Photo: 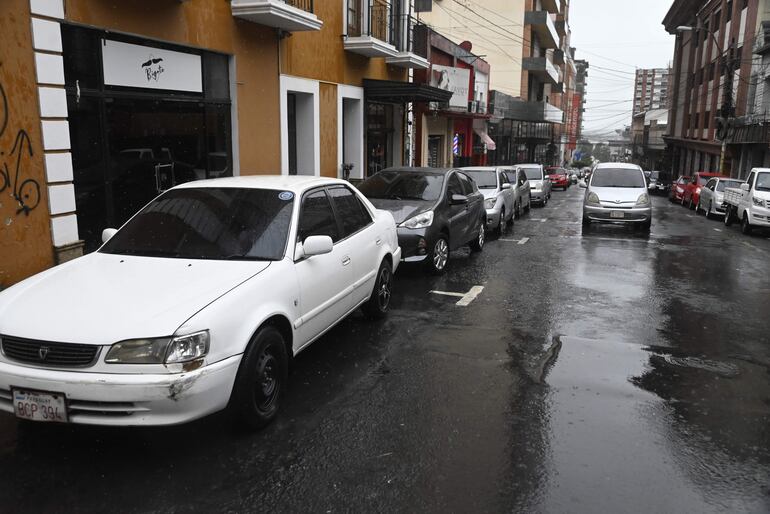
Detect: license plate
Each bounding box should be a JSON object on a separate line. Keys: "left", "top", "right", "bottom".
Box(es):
{"left": 610, "top": 211, "right": 625, "bottom": 219}
{"left": 12, "top": 388, "right": 68, "bottom": 423}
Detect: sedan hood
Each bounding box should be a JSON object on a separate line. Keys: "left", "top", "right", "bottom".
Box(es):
{"left": 367, "top": 198, "right": 435, "bottom": 224}
{"left": 479, "top": 189, "right": 499, "bottom": 200}
{"left": 591, "top": 186, "right": 646, "bottom": 204}
{"left": 0, "top": 253, "right": 270, "bottom": 345}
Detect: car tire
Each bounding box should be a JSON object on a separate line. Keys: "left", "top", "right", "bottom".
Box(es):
{"left": 724, "top": 206, "right": 734, "bottom": 226}
{"left": 741, "top": 213, "right": 753, "bottom": 235}
{"left": 688, "top": 197, "right": 695, "bottom": 210}
{"left": 706, "top": 202, "right": 715, "bottom": 220}
{"left": 230, "top": 325, "right": 289, "bottom": 430}
{"left": 525, "top": 196, "right": 532, "bottom": 212}
{"left": 514, "top": 202, "right": 521, "bottom": 220}
{"left": 362, "top": 260, "right": 393, "bottom": 320}
{"left": 426, "top": 235, "right": 449, "bottom": 275}
{"left": 470, "top": 221, "right": 485, "bottom": 252}
{"left": 582, "top": 215, "right": 590, "bottom": 226}
{"left": 497, "top": 209, "right": 507, "bottom": 235}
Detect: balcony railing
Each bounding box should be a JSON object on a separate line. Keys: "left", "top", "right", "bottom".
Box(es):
{"left": 283, "top": 0, "right": 313, "bottom": 12}
{"left": 231, "top": 0, "right": 321, "bottom": 31}
{"left": 347, "top": 1, "right": 427, "bottom": 61}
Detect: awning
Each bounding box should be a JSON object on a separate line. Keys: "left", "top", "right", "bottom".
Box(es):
{"left": 474, "top": 128, "right": 496, "bottom": 151}
{"left": 363, "top": 79, "right": 453, "bottom": 104}
{"left": 473, "top": 119, "right": 496, "bottom": 151}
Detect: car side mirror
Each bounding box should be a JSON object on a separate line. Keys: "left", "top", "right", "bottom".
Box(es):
{"left": 740, "top": 183, "right": 750, "bottom": 191}
{"left": 302, "top": 235, "right": 333, "bottom": 257}
{"left": 501, "top": 183, "right": 512, "bottom": 190}
{"left": 102, "top": 228, "right": 118, "bottom": 244}
{"left": 579, "top": 181, "right": 587, "bottom": 188}
{"left": 451, "top": 194, "right": 468, "bottom": 205}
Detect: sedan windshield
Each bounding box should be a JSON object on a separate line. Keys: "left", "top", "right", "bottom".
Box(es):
{"left": 463, "top": 171, "right": 498, "bottom": 189}
{"left": 717, "top": 180, "right": 743, "bottom": 192}
{"left": 100, "top": 188, "right": 294, "bottom": 260}
{"left": 756, "top": 173, "right": 770, "bottom": 191}
{"left": 358, "top": 171, "right": 445, "bottom": 201}
{"left": 649, "top": 171, "right": 660, "bottom": 180}
{"left": 591, "top": 168, "right": 645, "bottom": 188}
{"left": 521, "top": 167, "right": 543, "bottom": 180}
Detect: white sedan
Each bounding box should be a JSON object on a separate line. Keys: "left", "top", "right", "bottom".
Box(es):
{"left": 0, "top": 176, "right": 400, "bottom": 428}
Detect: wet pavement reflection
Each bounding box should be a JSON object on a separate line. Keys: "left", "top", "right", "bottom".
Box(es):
{"left": 1, "top": 188, "right": 769, "bottom": 513}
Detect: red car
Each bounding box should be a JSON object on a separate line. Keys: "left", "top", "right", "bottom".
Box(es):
{"left": 669, "top": 175, "right": 691, "bottom": 202}
{"left": 682, "top": 172, "right": 728, "bottom": 209}
{"left": 546, "top": 167, "right": 570, "bottom": 190}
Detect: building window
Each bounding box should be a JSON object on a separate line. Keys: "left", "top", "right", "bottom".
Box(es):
{"left": 726, "top": 1, "right": 733, "bottom": 22}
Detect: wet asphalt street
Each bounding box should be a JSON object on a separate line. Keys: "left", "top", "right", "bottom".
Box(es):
{"left": 1, "top": 186, "right": 770, "bottom": 513}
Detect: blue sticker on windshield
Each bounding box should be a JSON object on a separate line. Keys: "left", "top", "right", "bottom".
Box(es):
{"left": 279, "top": 191, "right": 294, "bottom": 201}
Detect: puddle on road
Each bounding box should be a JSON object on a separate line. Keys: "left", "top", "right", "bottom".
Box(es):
{"left": 529, "top": 335, "right": 770, "bottom": 514}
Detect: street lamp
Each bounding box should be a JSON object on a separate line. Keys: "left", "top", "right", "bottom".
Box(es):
{"left": 676, "top": 25, "right": 735, "bottom": 174}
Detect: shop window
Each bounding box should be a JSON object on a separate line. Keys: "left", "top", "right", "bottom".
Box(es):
{"left": 60, "top": 24, "right": 234, "bottom": 251}
{"left": 367, "top": 102, "right": 394, "bottom": 176}
{"left": 204, "top": 53, "right": 230, "bottom": 101}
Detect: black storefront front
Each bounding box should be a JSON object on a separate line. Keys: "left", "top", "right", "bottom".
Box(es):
{"left": 62, "top": 25, "right": 233, "bottom": 250}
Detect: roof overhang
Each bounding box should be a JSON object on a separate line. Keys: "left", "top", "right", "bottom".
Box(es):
{"left": 363, "top": 79, "right": 452, "bottom": 104}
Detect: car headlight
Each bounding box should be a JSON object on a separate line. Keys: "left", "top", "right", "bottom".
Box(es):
{"left": 484, "top": 198, "right": 497, "bottom": 209}
{"left": 587, "top": 192, "right": 600, "bottom": 205}
{"left": 752, "top": 196, "right": 765, "bottom": 207}
{"left": 695, "top": 187, "right": 702, "bottom": 195}
{"left": 105, "top": 331, "right": 209, "bottom": 364}
{"left": 399, "top": 210, "right": 434, "bottom": 229}
{"left": 636, "top": 193, "right": 650, "bottom": 206}
{"left": 165, "top": 331, "right": 210, "bottom": 363}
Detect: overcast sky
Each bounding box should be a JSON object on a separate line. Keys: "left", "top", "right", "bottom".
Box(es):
{"left": 570, "top": 0, "right": 675, "bottom": 138}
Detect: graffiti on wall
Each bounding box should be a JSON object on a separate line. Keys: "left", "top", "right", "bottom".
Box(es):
{"left": 0, "top": 78, "right": 40, "bottom": 217}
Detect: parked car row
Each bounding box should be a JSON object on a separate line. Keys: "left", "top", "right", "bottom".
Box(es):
{"left": 0, "top": 164, "right": 565, "bottom": 430}
{"left": 670, "top": 167, "right": 770, "bottom": 235}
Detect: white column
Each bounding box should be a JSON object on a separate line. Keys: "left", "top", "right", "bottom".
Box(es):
{"left": 30, "top": 0, "right": 82, "bottom": 258}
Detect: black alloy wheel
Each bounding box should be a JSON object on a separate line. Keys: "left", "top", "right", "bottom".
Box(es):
{"left": 363, "top": 260, "right": 393, "bottom": 319}
{"left": 230, "top": 326, "right": 288, "bottom": 430}
{"left": 498, "top": 209, "right": 507, "bottom": 235}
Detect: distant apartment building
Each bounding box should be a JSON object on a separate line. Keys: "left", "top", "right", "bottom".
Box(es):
{"left": 568, "top": 59, "right": 589, "bottom": 156}
{"left": 633, "top": 68, "right": 672, "bottom": 116}
{"left": 419, "top": 0, "right": 574, "bottom": 166}
{"left": 663, "top": 0, "right": 760, "bottom": 177}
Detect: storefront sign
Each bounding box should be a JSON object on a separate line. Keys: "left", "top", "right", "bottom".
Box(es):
{"left": 431, "top": 65, "right": 470, "bottom": 109}
{"left": 102, "top": 40, "right": 203, "bottom": 93}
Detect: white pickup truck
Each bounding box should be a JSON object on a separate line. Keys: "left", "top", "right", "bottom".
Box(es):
{"left": 723, "top": 168, "right": 770, "bottom": 234}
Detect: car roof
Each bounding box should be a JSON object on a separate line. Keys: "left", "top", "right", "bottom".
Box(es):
{"left": 516, "top": 163, "right": 542, "bottom": 167}
{"left": 594, "top": 162, "right": 642, "bottom": 170}
{"left": 378, "top": 167, "right": 450, "bottom": 175}
{"left": 173, "top": 175, "right": 350, "bottom": 193}
{"left": 461, "top": 167, "right": 499, "bottom": 172}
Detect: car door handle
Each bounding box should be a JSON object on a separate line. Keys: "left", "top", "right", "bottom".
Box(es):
{"left": 375, "top": 237, "right": 382, "bottom": 246}
{"left": 342, "top": 256, "right": 351, "bottom": 266}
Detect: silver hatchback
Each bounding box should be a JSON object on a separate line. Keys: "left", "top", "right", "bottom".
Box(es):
{"left": 581, "top": 163, "right": 652, "bottom": 231}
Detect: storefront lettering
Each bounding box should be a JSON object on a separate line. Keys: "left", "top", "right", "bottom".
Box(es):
{"left": 141, "top": 56, "right": 165, "bottom": 83}
{"left": 0, "top": 80, "right": 41, "bottom": 217}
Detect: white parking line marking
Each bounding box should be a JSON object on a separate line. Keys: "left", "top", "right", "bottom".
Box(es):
{"left": 499, "top": 237, "right": 530, "bottom": 245}
{"left": 430, "top": 285, "right": 485, "bottom": 306}
{"left": 713, "top": 228, "right": 722, "bottom": 232}
{"left": 430, "top": 291, "right": 465, "bottom": 298}
{"left": 528, "top": 218, "right": 548, "bottom": 223}
{"left": 456, "top": 286, "right": 484, "bottom": 306}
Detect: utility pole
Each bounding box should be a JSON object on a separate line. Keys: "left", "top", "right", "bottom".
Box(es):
{"left": 718, "top": 42, "right": 736, "bottom": 175}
